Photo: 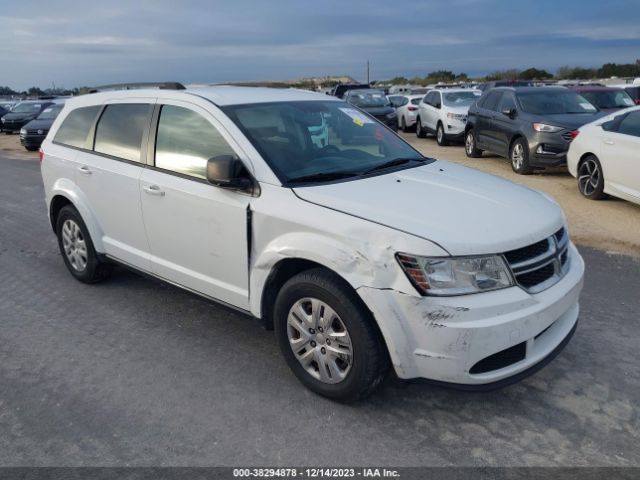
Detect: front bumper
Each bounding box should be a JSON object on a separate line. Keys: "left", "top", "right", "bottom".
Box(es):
{"left": 20, "top": 133, "right": 46, "bottom": 148}
{"left": 528, "top": 132, "right": 572, "bottom": 167}
{"left": 444, "top": 118, "right": 466, "bottom": 137}
{"left": 358, "top": 242, "right": 584, "bottom": 385}
{"left": 1, "top": 120, "right": 28, "bottom": 132}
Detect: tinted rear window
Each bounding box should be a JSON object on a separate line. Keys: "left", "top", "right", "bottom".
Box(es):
{"left": 53, "top": 106, "right": 101, "bottom": 148}
{"left": 94, "top": 104, "right": 150, "bottom": 162}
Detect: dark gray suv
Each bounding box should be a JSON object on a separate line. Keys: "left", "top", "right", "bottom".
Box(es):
{"left": 464, "top": 87, "right": 606, "bottom": 174}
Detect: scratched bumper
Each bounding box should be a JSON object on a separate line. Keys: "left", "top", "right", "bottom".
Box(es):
{"left": 358, "top": 242, "right": 584, "bottom": 384}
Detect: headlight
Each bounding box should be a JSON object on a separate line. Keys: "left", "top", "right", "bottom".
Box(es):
{"left": 532, "top": 123, "right": 563, "bottom": 133}
{"left": 386, "top": 111, "right": 397, "bottom": 119}
{"left": 397, "top": 253, "right": 514, "bottom": 296}
{"left": 20, "top": 128, "right": 27, "bottom": 135}
{"left": 446, "top": 112, "right": 466, "bottom": 121}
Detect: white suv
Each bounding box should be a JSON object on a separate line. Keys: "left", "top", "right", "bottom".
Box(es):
{"left": 416, "top": 88, "right": 481, "bottom": 145}
{"left": 41, "top": 84, "right": 584, "bottom": 401}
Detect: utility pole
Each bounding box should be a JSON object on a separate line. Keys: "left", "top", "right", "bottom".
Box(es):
{"left": 366, "top": 60, "right": 370, "bottom": 85}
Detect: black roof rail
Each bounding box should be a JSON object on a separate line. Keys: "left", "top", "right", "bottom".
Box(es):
{"left": 87, "top": 82, "right": 186, "bottom": 93}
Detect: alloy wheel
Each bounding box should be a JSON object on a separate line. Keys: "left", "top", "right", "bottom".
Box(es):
{"left": 465, "top": 132, "right": 475, "bottom": 155}
{"left": 512, "top": 143, "right": 524, "bottom": 170}
{"left": 61, "top": 219, "right": 88, "bottom": 271}
{"left": 437, "top": 125, "right": 444, "bottom": 143}
{"left": 578, "top": 158, "right": 601, "bottom": 196}
{"left": 287, "top": 297, "right": 353, "bottom": 384}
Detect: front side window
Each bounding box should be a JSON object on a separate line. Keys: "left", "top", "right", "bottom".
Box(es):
{"left": 53, "top": 105, "right": 101, "bottom": 148}
{"left": 94, "top": 104, "right": 151, "bottom": 162}
{"left": 498, "top": 94, "right": 516, "bottom": 113}
{"left": 481, "top": 91, "right": 502, "bottom": 111}
{"left": 617, "top": 111, "right": 640, "bottom": 137}
{"left": 155, "top": 105, "right": 237, "bottom": 179}
{"left": 224, "top": 100, "right": 427, "bottom": 184}
{"left": 442, "top": 91, "right": 480, "bottom": 107}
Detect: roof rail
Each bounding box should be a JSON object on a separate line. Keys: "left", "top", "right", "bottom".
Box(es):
{"left": 86, "top": 82, "right": 186, "bottom": 93}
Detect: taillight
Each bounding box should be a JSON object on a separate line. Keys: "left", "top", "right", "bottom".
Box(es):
{"left": 635, "top": 99, "right": 640, "bottom": 105}
{"left": 407, "top": 106, "right": 418, "bottom": 111}
{"left": 568, "top": 130, "right": 580, "bottom": 140}
{"left": 39, "top": 148, "right": 44, "bottom": 162}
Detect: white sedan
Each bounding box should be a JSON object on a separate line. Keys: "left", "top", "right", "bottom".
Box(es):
{"left": 568, "top": 106, "right": 640, "bottom": 205}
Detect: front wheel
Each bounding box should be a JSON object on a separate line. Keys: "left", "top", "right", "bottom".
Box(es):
{"left": 436, "top": 123, "right": 449, "bottom": 146}
{"left": 274, "top": 268, "right": 389, "bottom": 401}
{"left": 465, "top": 129, "right": 483, "bottom": 158}
{"left": 56, "top": 205, "right": 113, "bottom": 283}
{"left": 577, "top": 155, "right": 607, "bottom": 200}
{"left": 510, "top": 138, "right": 533, "bottom": 175}
{"left": 415, "top": 118, "right": 426, "bottom": 138}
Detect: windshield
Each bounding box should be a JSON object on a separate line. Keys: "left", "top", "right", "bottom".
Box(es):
{"left": 12, "top": 103, "right": 42, "bottom": 114}
{"left": 580, "top": 90, "right": 634, "bottom": 109}
{"left": 442, "top": 91, "right": 480, "bottom": 106}
{"left": 517, "top": 91, "right": 597, "bottom": 114}
{"left": 348, "top": 91, "right": 389, "bottom": 108}
{"left": 37, "top": 106, "right": 63, "bottom": 120}
{"left": 223, "top": 101, "right": 427, "bottom": 184}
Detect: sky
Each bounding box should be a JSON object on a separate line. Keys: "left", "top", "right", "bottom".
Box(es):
{"left": 1, "top": 0, "right": 640, "bottom": 90}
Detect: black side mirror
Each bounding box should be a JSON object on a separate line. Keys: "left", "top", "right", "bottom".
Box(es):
{"left": 502, "top": 108, "right": 516, "bottom": 119}
{"left": 206, "top": 155, "right": 253, "bottom": 190}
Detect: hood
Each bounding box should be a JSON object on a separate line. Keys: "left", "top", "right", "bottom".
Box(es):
{"left": 293, "top": 161, "right": 564, "bottom": 256}
{"left": 23, "top": 118, "right": 54, "bottom": 131}
{"left": 535, "top": 112, "right": 606, "bottom": 130}
{"left": 3, "top": 112, "right": 38, "bottom": 122}
{"left": 359, "top": 105, "right": 395, "bottom": 116}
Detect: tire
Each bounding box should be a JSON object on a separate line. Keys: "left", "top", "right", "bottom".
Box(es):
{"left": 25, "top": 146, "right": 39, "bottom": 152}
{"left": 55, "top": 205, "right": 113, "bottom": 283}
{"left": 401, "top": 116, "right": 411, "bottom": 133}
{"left": 577, "top": 155, "right": 607, "bottom": 200}
{"left": 510, "top": 138, "right": 533, "bottom": 175}
{"left": 464, "top": 129, "right": 483, "bottom": 158}
{"left": 415, "top": 118, "right": 426, "bottom": 138}
{"left": 436, "top": 122, "right": 449, "bottom": 146}
{"left": 274, "top": 268, "right": 389, "bottom": 402}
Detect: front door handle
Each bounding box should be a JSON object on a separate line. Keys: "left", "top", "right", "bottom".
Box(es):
{"left": 143, "top": 185, "right": 165, "bottom": 196}
{"left": 604, "top": 139, "right": 615, "bottom": 146}
{"left": 77, "top": 165, "right": 92, "bottom": 175}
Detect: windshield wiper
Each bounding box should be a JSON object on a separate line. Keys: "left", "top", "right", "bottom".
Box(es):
{"left": 287, "top": 171, "right": 359, "bottom": 184}
{"left": 359, "top": 157, "right": 425, "bottom": 175}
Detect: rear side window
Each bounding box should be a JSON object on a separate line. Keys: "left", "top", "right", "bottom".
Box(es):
{"left": 617, "top": 112, "right": 640, "bottom": 137}
{"left": 53, "top": 106, "right": 101, "bottom": 148}
{"left": 94, "top": 104, "right": 151, "bottom": 162}
{"left": 155, "top": 105, "right": 237, "bottom": 179}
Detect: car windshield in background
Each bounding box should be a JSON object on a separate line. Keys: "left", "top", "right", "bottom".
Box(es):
{"left": 348, "top": 92, "right": 389, "bottom": 108}
{"left": 517, "top": 91, "right": 597, "bottom": 114}
{"left": 443, "top": 91, "right": 480, "bottom": 106}
{"left": 580, "top": 90, "right": 635, "bottom": 109}
{"left": 12, "top": 103, "right": 42, "bottom": 114}
{"left": 410, "top": 98, "right": 421, "bottom": 105}
{"left": 37, "top": 106, "right": 63, "bottom": 120}
{"left": 223, "top": 101, "right": 427, "bottom": 184}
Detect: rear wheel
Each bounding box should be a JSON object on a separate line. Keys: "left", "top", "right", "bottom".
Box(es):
{"left": 274, "top": 268, "right": 388, "bottom": 401}
{"left": 510, "top": 138, "right": 533, "bottom": 175}
{"left": 401, "top": 116, "right": 409, "bottom": 133}
{"left": 465, "top": 129, "right": 483, "bottom": 158}
{"left": 415, "top": 118, "right": 426, "bottom": 138}
{"left": 577, "top": 155, "right": 606, "bottom": 200}
{"left": 55, "top": 205, "right": 113, "bottom": 283}
{"left": 436, "top": 122, "right": 449, "bottom": 146}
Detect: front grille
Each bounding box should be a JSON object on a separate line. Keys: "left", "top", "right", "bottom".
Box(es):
{"left": 504, "top": 227, "right": 570, "bottom": 294}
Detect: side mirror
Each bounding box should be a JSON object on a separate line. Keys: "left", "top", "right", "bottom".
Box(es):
{"left": 206, "top": 155, "right": 253, "bottom": 190}
{"left": 502, "top": 108, "right": 516, "bottom": 118}
{"left": 601, "top": 120, "right": 616, "bottom": 132}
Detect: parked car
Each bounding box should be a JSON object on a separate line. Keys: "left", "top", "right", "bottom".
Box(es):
{"left": 477, "top": 80, "right": 533, "bottom": 92}
{"left": 1, "top": 100, "right": 55, "bottom": 133}
{"left": 41, "top": 85, "right": 584, "bottom": 401}
{"left": 19, "top": 103, "right": 64, "bottom": 151}
{"left": 567, "top": 106, "right": 640, "bottom": 205}
{"left": 0, "top": 101, "right": 16, "bottom": 111}
{"left": 621, "top": 86, "right": 640, "bottom": 105}
{"left": 416, "top": 88, "right": 481, "bottom": 145}
{"left": 394, "top": 94, "right": 423, "bottom": 132}
{"left": 387, "top": 95, "right": 405, "bottom": 108}
{"left": 331, "top": 83, "right": 370, "bottom": 99}
{"left": 0, "top": 104, "right": 11, "bottom": 132}
{"left": 343, "top": 89, "right": 398, "bottom": 131}
{"left": 465, "top": 87, "right": 606, "bottom": 174}
{"left": 568, "top": 86, "right": 635, "bottom": 113}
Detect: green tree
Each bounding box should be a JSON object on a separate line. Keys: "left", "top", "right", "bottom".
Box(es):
{"left": 485, "top": 69, "right": 521, "bottom": 81}
{"left": 519, "top": 68, "right": 553, "bottom": 80}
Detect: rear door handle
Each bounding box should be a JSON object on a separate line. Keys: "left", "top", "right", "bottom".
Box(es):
{"left": 143, "top": 185, "right": 165, "bottom": 196}
{"left": 77, "top": 165, "right": 92, "bottom": 175}
{"left": 604, "top": 139, "right": 615, "bottom": 145}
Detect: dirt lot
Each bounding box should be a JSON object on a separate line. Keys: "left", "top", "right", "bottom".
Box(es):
{"left": 3, "top": 131, "right": 639, "bottom": 256}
